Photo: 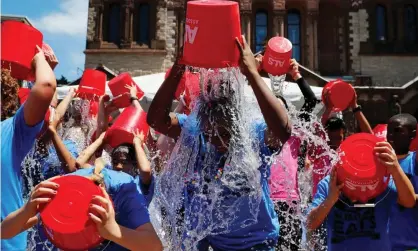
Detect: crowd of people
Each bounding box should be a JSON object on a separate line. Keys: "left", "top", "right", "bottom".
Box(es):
{"left": 0, "top": 35, "right": 417, "bottom": 251}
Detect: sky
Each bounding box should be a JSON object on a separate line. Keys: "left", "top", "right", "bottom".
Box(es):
{"left": 2, "top": 0, "right": 89, "bottom": 81}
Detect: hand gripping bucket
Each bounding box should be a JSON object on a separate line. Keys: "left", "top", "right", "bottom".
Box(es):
{"left": 337, "top": 133, "right": 389, "bottom": 203}
{"left": 105, "top": 105, "right": 150, "bottom": 148}
{"left": 77, "top": 69, "right": 106, "bottom": 101}
{"left": 1, "top": 21, "right": 43, "bottom": 80}
{"left": 373, "top": 124, "right": 388, "bottom": 141}
{"left": 182, "top": 0, "right": 242, "bottom": 68}
{"left": 262, "top": 37, "right": 292, "bottom": 76}
{"left": 42, "top": 42, "right": 58, "bottom": 70}
{"left": 40, "top": 175, "right": 107, "bottom": 251}
{"left": 322, "top": 79, "right": 355, "bottom": 112}
{"left": 108, "top": 73, "right": 145, "bottom": 108}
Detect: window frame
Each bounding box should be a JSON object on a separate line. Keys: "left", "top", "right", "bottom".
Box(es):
{"left": 133, "top": 2, "right": 152, "bottom": 47}
{"left": 404, "top": 4, "right": 418, "bottom": 43}
{"left": 254, "top": 9, "right": 269, "bottom": 54}
{"left": 375, "top": 4, "right": 388, "bottom": 42}
{"left": 286, "top": 9, "right": 301, "bottom": 62}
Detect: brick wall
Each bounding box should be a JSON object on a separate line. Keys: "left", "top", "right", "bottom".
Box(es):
{"left": 348, "top": 9, "right": 369, "bottom": 73}
{"left": 358, "top": 56, "right": 418, "bottom": 86}
{"left": 86, "top": 7, "right": 96, "bottom": 42}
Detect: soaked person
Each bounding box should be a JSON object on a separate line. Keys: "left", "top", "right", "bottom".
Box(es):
{"left": 387, "top": 114, "right": 418, "bottom": 251}
{"left": 1, "top": 47, "right": 57, "bottom": 251}
{"left": 148, "top": 36, "right": 291, "bottom": 250}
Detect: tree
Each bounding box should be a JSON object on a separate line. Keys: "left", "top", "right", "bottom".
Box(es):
{"left": 57, "top": 75, "right": 70, "bottom": 86}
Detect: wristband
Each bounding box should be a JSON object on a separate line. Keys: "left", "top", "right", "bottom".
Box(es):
{"left": 130, "top": 96, "right": 139, "bottom": 103}
{"left": 352, "top": 105, "right": 362, "bottom": 113}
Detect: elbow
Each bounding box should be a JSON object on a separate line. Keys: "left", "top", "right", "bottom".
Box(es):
{"left": 401, "top": 198, "right": 416, "bottom": 209}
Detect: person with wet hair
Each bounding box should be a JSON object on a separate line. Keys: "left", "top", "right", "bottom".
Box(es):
{"left": 148, "top": 36, "right": 291, "bottom": 250}
{"left": 386, "top": 113, "right": 418, "bottom": 250}
{"left": 1, "top": 46, "right": 57, "bottom": 251}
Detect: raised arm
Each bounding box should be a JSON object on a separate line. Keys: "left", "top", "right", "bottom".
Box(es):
{"left": 235, "top": 36, "right": 291, "bottom": 148}
{"left": 350, "top": 91, "right": 373, "bottom": 134}
{"left": 133, "top": 130, "right": 152, "bottom": 186}
{"left": 24, "top": 46, "right": 57, "bottom": 126}
{"left": 76, "top": 132, "right": 106, "bottom": 167}
{"left": 54, "top": 88, "right": 76, "bottom": 121}
{"left": 147, "top": 57, "right": 185, "bottom": 139}
{"left": 48, "top": 119, "right": 77, "bottom": 173}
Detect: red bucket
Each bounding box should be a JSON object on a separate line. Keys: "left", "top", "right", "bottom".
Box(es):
{"left": 165, "top": 67, "right": 186, "bottom": 100}
{"left": 77, "top": 69, "right": 106, "bottom": 100}
{"left": 40, "top": 175, "right": 106, "bottom": 251}
{"left": 262, "top": 37, "right": 292, "bottom": 76}
{"left": 1, "top": 21, "right": 43, "bottom": 80}
{"left": 410, "top": 125, "right": 418, "bottom": 151}
{"left": 182, "top": 0, "right": 242, "bottom": 68}
{"left": 18, "top": 87, "right": 31, "bottom": 104}
{"left": 373, "top": 124, "right": 388, "bottom": 141}
{"left": 105, "top": 105, "right": 150, "bottom": 148}
{"left": 108, "top": 73, "right": 144, "bottom": 108}
{"left": 322, "top": 80, "right": 355, "bottom": 112}
{"left": 337, "top": 133, "right": 389, "bottom": 203}
{"left": 183, "top": 72, "right": 200, "bottom": 110}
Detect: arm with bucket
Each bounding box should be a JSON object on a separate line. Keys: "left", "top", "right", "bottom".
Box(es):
{"left": 147, "top": 58, "right": 186, "bottom": 140}
{"left": 23, "top": 46, "right": 57, "bottom": 126}
{"left": 374, "top": 142, "right": 415, "bottom": 208}
{"left": 350, "top": 90, "right": 373, "bottom": 134}
{"left": 235, "top": 36, "right": 291, "bottom": 149}
{"left": 133, "top": 129, "right": 152, "bottom": 186}
{"left": 76, "top": 132, "right": 107, "bottom": 168}
{"left": 0, "top": 179, "right": 59, "bottom": 239}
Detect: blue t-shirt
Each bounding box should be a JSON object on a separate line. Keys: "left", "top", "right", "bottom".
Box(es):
{"left": 34, "top": 167, "right": 151, "bottom": 251}
{"left": 389, "top": 151, "right": 418, "bottom": 251}
{"left": 1, "top": 106, "right": 44, "bottom": 251}
{"left": 134, "top": 175, "right": 155, "bottom": 207}
{"left": 176, "top": 114, "right": 279, "bottom": 250}
{"left": 310, "top": 176, "right": 397, "bottom": 251}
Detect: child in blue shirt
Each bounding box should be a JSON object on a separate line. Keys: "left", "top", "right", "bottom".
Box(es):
{"left": 307, "top": 141, "right": 415, "bottom": 251}
{"left": 1, "top": 47, "right": 57, "bottom": 251}
{"left": 387, "top": 114, "right": 418, "bottom": 251}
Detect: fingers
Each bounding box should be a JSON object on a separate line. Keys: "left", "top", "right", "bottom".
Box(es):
{"left": 31, "top": 187, "right": 57, "bottom": 200}
{"left": 36, "top": 180, "right": 59, "bottom": 190}
{"left": 89, "top": 212, "right": 103, "bottom": 225}
{"left": 235, "top": 37, "right": 244, "bottom": 55}
{"left": 32, "top": 197, "right": 53, "bottom": 204}
{"left": 89, "top": 204, "right": 108, "bottom": 221}
{"left": 99, "top": 186, "right": 111, "bottom": 201}
{"left": 91, "top": 194, "right": 110, "bottom": 212}
{"left": 36, "top": 45, "right": 42, "bottom": 53}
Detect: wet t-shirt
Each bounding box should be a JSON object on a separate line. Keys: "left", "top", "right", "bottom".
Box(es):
{"left": 134, "top": 175, "right": 155, "bottom": 207}
{"left": 1, "top": 106, "right": 44, "bottom": 251}
{"left": 269, "top": 135, "right": 301, "bottom": 202}
{"left": 176, "top": 113, "right": 279, "bottom": 250}
{"left": 310, "top": 175, "right": 397, "bottom": 251}
{"left": 389, "top": 152, "right": 418, "bottom": 251}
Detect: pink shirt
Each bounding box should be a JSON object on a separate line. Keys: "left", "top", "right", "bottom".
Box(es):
{"left": 309, "top": 146, "right": 332, "bottom": 195}
{"left": 269, "top": 136, "right": 301, "bottom": 202}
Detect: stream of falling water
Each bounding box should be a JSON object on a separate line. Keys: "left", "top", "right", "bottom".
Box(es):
{"left": 21, "top": 69, "right": 339, "bottom": 251}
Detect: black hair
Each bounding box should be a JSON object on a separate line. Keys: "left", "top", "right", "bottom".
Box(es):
{"left": 325, "top": 117, "right": 346, "bottom": 132}
{"left": 389, "top": 114, "right": 417, "bottom": 131}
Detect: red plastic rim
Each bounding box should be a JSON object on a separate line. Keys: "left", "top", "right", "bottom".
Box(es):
{"left": 189, "top": 0, "right": 238, "bottom": 6}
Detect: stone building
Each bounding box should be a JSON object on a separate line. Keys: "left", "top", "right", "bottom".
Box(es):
{"left": 84, "top": 0, "right": 418, "bottom": 126}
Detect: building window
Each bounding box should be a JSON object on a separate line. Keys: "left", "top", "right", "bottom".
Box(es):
{"left": 287, "top": 10, "right": 301, "bottom": 61}
{"left": 255, "top": 10, "right": 268, "bottom": 53}
{"left": 405, "top": 5, "right": 417, "bottom": 42}
{"left": 136, "top": 3, "right": 150, "bottom": 46}
{"left": 108, "top": 3, "right": 121, "bottom": 44}
{"left": 376, "top": 5, "right": 387, "bottom": 41}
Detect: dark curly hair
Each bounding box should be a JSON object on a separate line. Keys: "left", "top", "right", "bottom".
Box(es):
{"left": 1, "top": 69, "right": 20, "bottom": 121}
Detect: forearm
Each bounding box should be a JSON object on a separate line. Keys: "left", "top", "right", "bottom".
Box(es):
{"left": 296, "top": 77, "right": 316, "bottom": 101}
{"left": 392, "top": 165, "right": 416, "bottom": 208}
{"left": 97, "top": 102, "right": 109, "bottom": 138}
{"left": 107, "top": 224, "right": 162, "bottom": 251}
{"left": 76, "top": 136, "right": 105, "bottom": 166}
{"left": 147, "top": 66, "right": 184, "bottom": 132}
{"left": 1, "top": 207, "right": 33, "bottom": 239}
{"left": 354, "top": 111, "right": 373, "bottom": 134}
{"left": 307, "top": 198, "right": 335, "bottom": 230}
{"left": 134, "top": 142, "right": 152, "bottom": 185}
{"left": 55, "top": 92, "right": 73, "bottom": 120}
{"left": 51, "top": 131, "right": 77, "bottom": 173}
{"left": 247, "top": 70, "right": 291, "bottom": 143}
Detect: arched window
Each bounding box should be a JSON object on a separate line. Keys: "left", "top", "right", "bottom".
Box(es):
{"left": 287, "top": 10, "right": 301, "bottom": 61}
{"left": 108, "top": 3, "right": 121, "bottom": 44}
{"left": 376, "top": 5, "right": 387, "bottom": 41}
{"left": 255, "top": 10, "right": 268, "bottom": 53}
{"left": 136, "top": 3, "right": 150, "bottom": 46}
{"left": 405, "top": 5, "right": 417, "bottom": 42}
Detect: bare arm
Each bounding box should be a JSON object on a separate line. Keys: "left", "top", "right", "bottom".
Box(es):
{"left": 54, "top": 88, "right": 75, "bottom": 121}
{"left": 49, "top": 128, "right": 77, "bottom": 173}
{"left": 107, "top": 223, "right": 163, "bottom": 251}
{"left": 147, "top": 60, "right": 185, "bottom": 139}
{"left": 76, "top": 132, "right": 106, "bottom": 167}
{"left": 133, "top": 131, "right": 152, "bottom": 186}
{"left": 350, "top": 92, "right": 372, "bottom": 134}
{"left": 24, "top": 46, "right": 57, "bottom": 126}
{"left": 236, "top": 37, "right": 291, "bottom": 148}
{"left": 0, "top": 206, "right": 35, "bottom": 239}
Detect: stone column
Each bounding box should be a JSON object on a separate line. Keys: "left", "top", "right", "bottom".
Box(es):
{"left": 121, "top": 1, "right": 134, "bottom": 48}
{"left": 273, "top": 10, "right": 286, "bottom": 36}
{"left": 93, "top": 5, "right": 104, "bottom": 43}
{"left": 309, "top": 10, "right": 319, "bottom": 71}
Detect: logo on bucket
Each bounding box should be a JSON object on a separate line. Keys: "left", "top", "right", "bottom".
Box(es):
{"left": 267, "top": 57, "right": 286, "bottom": 68}
{"left": 345, "top": 178, "right": 380, "bottom": 192}
{"left": 185, "top": 18, "right": 199, "bottom": 45}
